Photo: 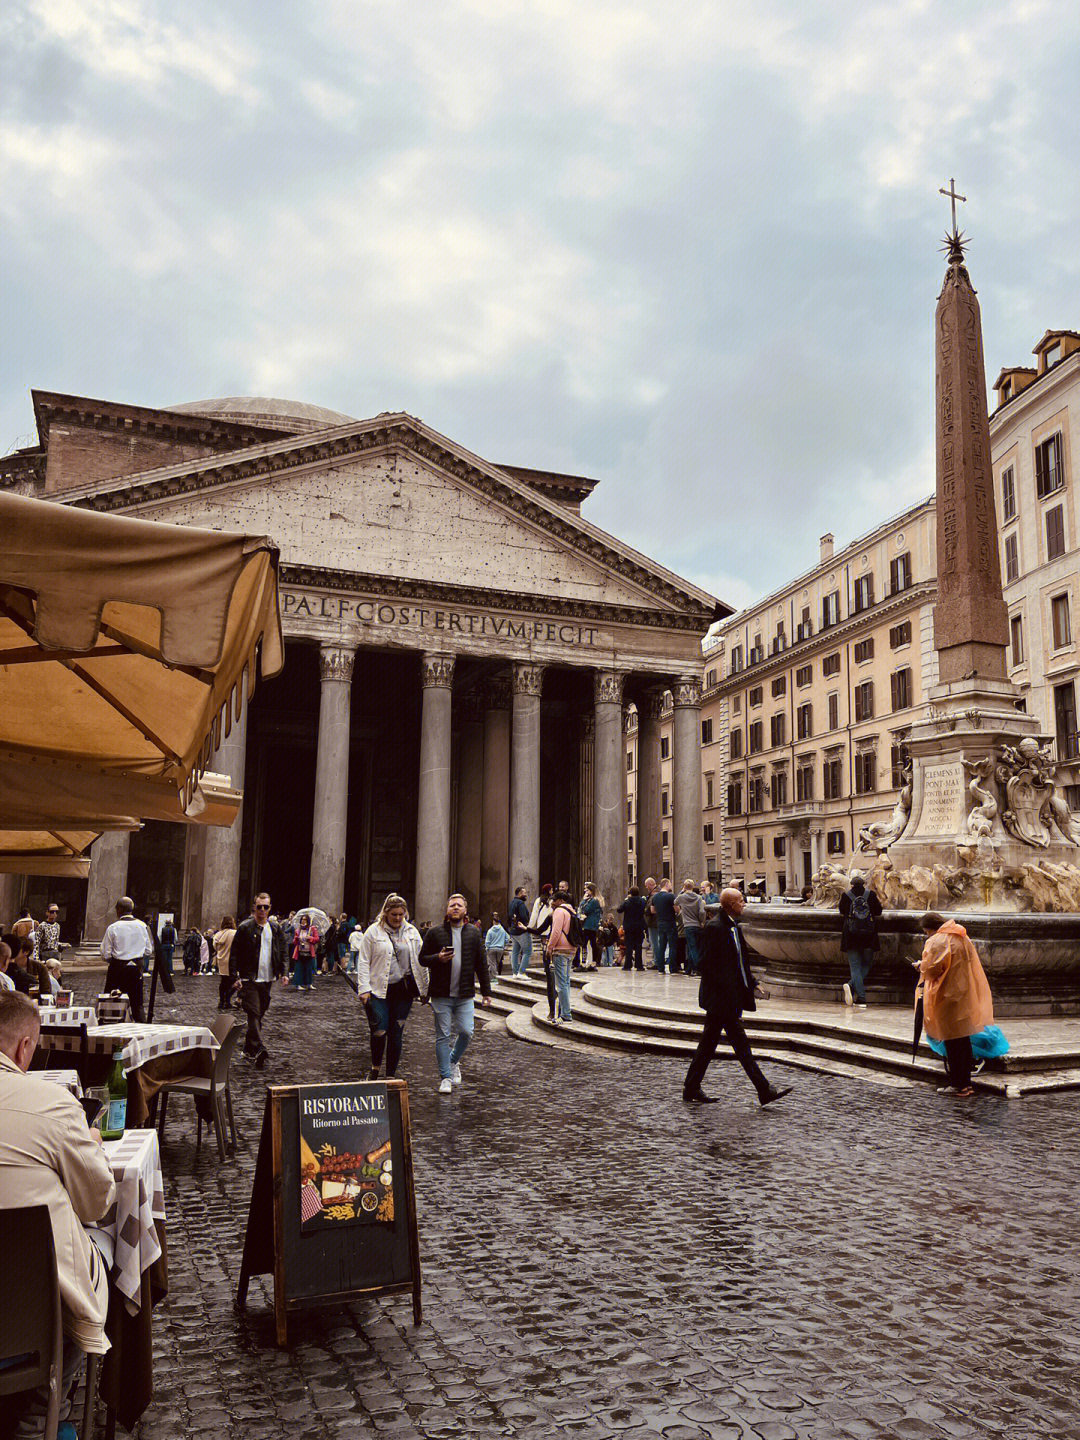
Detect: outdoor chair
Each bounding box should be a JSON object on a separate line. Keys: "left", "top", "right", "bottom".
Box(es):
{"left": 95, "top": 993, "right": 131, "bottom": 1023}
{"left": 209, "top": 1011, "right": 239, "bottom": 1045}
{"left": 33, "top": 1022, "right": 89, "bottom": 1080}
{"left": 0, "top": 1203, "right": 99, "bottom": 1440}
{"left": 156, "top": 1022, "right": 243, "bottom": 1161}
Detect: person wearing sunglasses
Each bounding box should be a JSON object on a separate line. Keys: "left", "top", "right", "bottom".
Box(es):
{"left": 230, "top": 892, "right": 288, "bottom": 1067}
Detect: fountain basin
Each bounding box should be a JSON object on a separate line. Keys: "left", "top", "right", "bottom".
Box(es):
{"left": 740, "top": 905, "right": 1080, "bottom": 1016}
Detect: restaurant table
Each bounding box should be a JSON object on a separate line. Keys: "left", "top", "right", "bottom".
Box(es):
{"left": 36, "top": 1022, "right": 219, "bottom": 1124}
{"left": 36, "top": 1067, "right": 84, "bottom": 1098}
{"left": 96, "top": 994, "right": 132, "bottom": 1023}
{"left": 88, "top": 1129, "right": 168, "bottom": 1435}
{"left": 39, "top": 1005, "right": 97, "bottom": 1026}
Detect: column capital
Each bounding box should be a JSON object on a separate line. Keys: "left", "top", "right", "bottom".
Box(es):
{"left": 318, "top": 643, "right": 355, "bottom": 684}
{"left": 513, "top": 662, "right": 545, "bottom": 698}
{"left": 421, "top": 652, "right": 456, "bottom": 688}
{"left": 594, "top": 669, "right": 625, "bottom": 706}
{"left": 641, "top": 685, "right": 668, "bottom": 722}
{"left": 483, "top": 673, "right": 513, "bottom": 710}
{"left": 671, "top": 675, "right": 702, "bottom": 708}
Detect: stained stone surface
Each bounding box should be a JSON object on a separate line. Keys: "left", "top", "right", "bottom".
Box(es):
{"left": 86, "top": 972, "right": 1080, "bottom": 1440}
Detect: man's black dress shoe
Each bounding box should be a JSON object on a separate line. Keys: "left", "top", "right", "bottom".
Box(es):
{"left": 759, "top": 1085, "right": 792, "bottom": 1107}
{"left": 682, "top": 1090, "right": 719, "bottom": 1103}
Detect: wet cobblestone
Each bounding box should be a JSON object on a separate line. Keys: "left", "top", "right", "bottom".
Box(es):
{"left": 113, "top": 971, "right": 1080, "bottom": 1439}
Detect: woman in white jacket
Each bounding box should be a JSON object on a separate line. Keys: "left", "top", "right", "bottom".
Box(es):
{"left": 354, "top": 893, "right": 428, "bottom": 1080}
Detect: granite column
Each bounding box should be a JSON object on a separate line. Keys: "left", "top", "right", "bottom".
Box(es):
{"left": 83, "top": 830, "right": 131, "bottom": 940}
{"left": 636, "top": 687, "right": 666, "bottom": 885}
{"left": 200, "top": 689, "right": 250, "bottom": 927}
{"left": 479, "top": 675, "right": 512, "bottom": 920}
{"left": 415, "top": 653, "right": 455, "bottom": 925}
{"left": 593, "top": 670, "right": 626, "bottom": 912}
{"left": 671, "top": 676, "right": 703, "bottom": 885}
{"left": 309, "top": 644, "right": 355, "bottom": 915}
{"left": 508, "top": 664, "right": 544, "bottom": 901}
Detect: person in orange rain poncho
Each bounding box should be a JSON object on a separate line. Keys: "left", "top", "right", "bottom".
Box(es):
{"left": 917, "top": 913, "right": 995, "bottom": 1097}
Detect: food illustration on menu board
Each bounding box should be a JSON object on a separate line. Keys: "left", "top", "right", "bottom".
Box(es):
{"left": 297, "top": 1083, "right": 394, "bottom": 1230}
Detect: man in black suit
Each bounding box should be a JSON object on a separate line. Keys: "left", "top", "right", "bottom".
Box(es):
{"left": 229, "top": 891, "right": 287, "bottom": 1067}
{"left": 683, "top": 887, "right": 792, "bottom": 1107}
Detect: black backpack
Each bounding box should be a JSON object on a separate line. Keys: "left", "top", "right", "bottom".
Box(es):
{"left": 565, "top": 910, "right": 585, "bottom": 949}
{"left": 846, "top": 889, "right": 876, "bottom": 943}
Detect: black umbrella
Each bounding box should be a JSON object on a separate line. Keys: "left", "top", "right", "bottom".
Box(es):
{"left": 911, "top": 980, "right": 924, "bottom": 1062}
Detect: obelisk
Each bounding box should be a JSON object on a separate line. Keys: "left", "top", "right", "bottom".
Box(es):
{"left": 932, "top": 215, "right": 1009, "bottom": 684}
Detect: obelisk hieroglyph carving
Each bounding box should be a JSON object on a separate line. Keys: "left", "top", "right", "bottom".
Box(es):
{"left": 933, "top": 185, "right": 1009, "bottom": 684}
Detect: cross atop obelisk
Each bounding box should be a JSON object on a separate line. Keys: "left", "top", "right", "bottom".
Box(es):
{"left": 939, "top": 178, "right": 966, "bottom": 235}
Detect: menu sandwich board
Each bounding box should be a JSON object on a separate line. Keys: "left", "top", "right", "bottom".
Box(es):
{"left": 237, "top": 1081, "right": 421, "bottom": 1345}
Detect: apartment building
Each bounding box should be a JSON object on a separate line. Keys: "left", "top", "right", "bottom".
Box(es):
{"left": 704, "top": 499, "right": 937, "bottom": 895}
{"left": 991, "top": 328, "right": 1080, "bottom": 807}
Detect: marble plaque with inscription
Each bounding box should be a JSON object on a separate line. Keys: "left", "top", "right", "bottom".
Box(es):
{"left": 919, "top": 761, "right": 967, "bottom": 837}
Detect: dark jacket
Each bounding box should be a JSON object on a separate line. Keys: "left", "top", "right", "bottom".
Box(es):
{"left": 649, "top": 889, "right": 677, "bottom": 927}
{"left": 418, "top": 922, "right": 492, "bottom": 1000}
{"left": 508, "top": 897, "right": 530, "bottom": 935}
{"left": 698, "top": 912, "right": 757, "bottom": 1018}
{"left": 230, "top": 916, "right": 287, "bottom": 982}
{"left": 617, "top": 895, "right": 647, "bottom": 937}
{"left": 838, "top": 885, "right": 883, "bottom": 952}
{"left": 579, "top": 897, "right": 603, "bottom": 932}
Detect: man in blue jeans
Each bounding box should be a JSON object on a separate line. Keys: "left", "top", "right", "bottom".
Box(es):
{"left": 507, "top": 885, "right": 533, "bottom": 975}
{"left": 650, "top": 880, "right": 678, "bottom": 973}
{"left": 418, "top": 893, "right": 493, "bottom": 1094}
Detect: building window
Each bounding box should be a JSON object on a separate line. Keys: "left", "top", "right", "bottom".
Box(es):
{"left": 730, "top": 728, "right": 743, "bottom": 760}
{"left": 628, "top": 834, "right": 633, "bottom": 851}
{"left": 706, "top": 668, "right": 717, "bottom": 688}
{"left": 748, "top": 774, "right": 765, "bottom": 813}
{"left": 770, "top": 713, "right": 786, "bottom": 747}
{"left": 662, "top": 860, "right": 670, "bottom": 879}
{"left": 890, "top": 620, "right": 912, "bottom": 649}
{"left": 1047, "top": 505, "right": 1066, "bottom": 560}
{"left": 796, "top": 663, "right": 813, "bottom": 687}
{"left": 727, "top": 779, "right": 743, "bottom": 815}
{"left": 660, "top": 736, "right": 670, "bottom": 759}
{"left": 822, "top": 591, "right": 841, "bottom": 628}
{"left": 1052, "top": 593, "right": 1072, "bottom": 650}
{"left": 771, "top": 675, "right": 787, "bottom": 698}
{"left": 703, "top": 822, "right": 715, "bottom": 845}
{"left": 828, "top": 692, "right": 840, "bottom": 729}
{"left": 855, "top": 750, "right": 877, "bottom": 794}
{"left": 772, "top": 622, "right": 787, "bottom": 655}
{"left": 822, "top": 652, "right": 841, "bottom": 677}
{"left": 661, "top": 790, "right": 670, "bottom": 815}
{"left": 891, "top": 668, "right": 912, "bottom": 711}
{"left": 796, "top": 607, "right": 813, "bottom": 641}
{"left": 796, "top": 761, "right": 814, "bottom": 802}
{"left": 755, "top": 837, "right": 765, "bottom": 861}
{"left": 749, "top": 686, "right": 763, "bottom": 707}
{"left": 1002, "top": 466, "right": 1016, "bottom": 521}
{"left": 796, "top": 702, "right": 813, "bottom": 740}
{"left": 773, "top": 835, "right": 786, "bottom": 858}
{"left": 735, "top": 839, "right": 744, "bottom": 861}
{"left": 1035, "top": 433, "right": 1064, "bottom": 498}
{"left": 749, "top": 720, "right": 764, "bottom": 754}
{"left": 1010, "top": 614, "right": 1024, "bottom": 666}
{"left": 854, "top": 680, "right": 875, "bottom": 722}
{"left": 705, "top": 774, "right": 715, "bottom": 808}
{"left": 890, "top": 553, "right": 912, "bottom": 594}
{"left": 1004, "top": 532, "right": 1019, "bottom": 584}
{"left": 662, "top": 828, "right": 669, "bottom": 847}
{"left": 854, "top": 637, "right": 874, "bottom": 664}
{"left": 827, "top": 830, "right": 845, "bottom": 855}
{"left": 626, "top": 797, "right": 633, "bottom": 822}
{"left": 732, "top": 694, "right": 741, "bottom": 714}
{"left": 823, "top": 755, "right": 843, "bottom": 799}
{"left": 1045, "top": 341, "right": 1062, "bottom": 368}
{"left": 1054, "top": 681, "right": 1078, "bottom": 761}
{"left": 730, "top": 645, "right": 744, "bottom": 674}
{"left": 890, "top": 742, "right": 907, "bottom": 788}
{"left": 626, "top": 750, "right": 634, "bottom": 771}
{"left": 701, "top": 717, "right": 714, "bottom": 745}
{"left": 771, "top": 770, "right": 788, "bottom": 807}
{"left": 853, "top": 574, "right": 874, "bottom": 613}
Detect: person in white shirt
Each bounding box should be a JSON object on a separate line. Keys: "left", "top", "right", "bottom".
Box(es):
{"left": 0, "top": 940, "right": 15, "bottom": 991}
{"left": 100, "top": 896, "right": 152, "bottom": 1021}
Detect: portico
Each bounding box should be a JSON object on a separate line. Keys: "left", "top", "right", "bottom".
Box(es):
{"left": 4, "top": 396, "right": 724, "bottom": 930}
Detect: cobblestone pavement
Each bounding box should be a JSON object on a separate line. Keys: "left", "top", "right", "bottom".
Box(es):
{"left": 92, "top": 971, "right": 1080, "bottom": 1440}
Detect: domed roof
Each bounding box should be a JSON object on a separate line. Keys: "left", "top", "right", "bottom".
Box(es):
{"left": 168, "top": 396, "right": 358, "bottom": 434}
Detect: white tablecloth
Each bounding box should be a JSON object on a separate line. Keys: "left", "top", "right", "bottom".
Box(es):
{"left": 39, "top": 1022, "right": 218, "bottom": 1072}
{"left": 41, "top": 1006, "right": 97, "bottom": 1026}
{"left": 37, "top": 1067, "right": 84, "bottom": 1098}
{"left": 88, "top": 1130, "right": 165, "bottom": 1310}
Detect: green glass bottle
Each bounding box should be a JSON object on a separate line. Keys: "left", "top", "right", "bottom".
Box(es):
{"left": 100, "top": 1050, "right": 128, "bottom": 1141}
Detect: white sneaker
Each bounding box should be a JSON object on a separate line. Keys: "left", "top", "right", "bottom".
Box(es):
{"left": 450, "top": 1063, "right": 462, "bottom": 1085}
{"left": 438, "top": 1078, "right": 453, "bottom": 1094}
{"left": 842, "top": 983, "right": 853, "bottom": 1006}
{"left": 855, "top": 1002, "right": 868, "bottom": 1010}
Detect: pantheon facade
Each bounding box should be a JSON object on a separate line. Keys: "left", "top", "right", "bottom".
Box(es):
{"left": 2, "top": 392, "right": 725, "bottom": 932}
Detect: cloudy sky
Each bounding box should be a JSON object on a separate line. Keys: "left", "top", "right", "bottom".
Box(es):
{"left": 3, "top": 1, "right": 1079, "bottom": 611}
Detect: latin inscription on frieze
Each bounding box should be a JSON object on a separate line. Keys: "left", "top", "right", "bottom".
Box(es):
{"left": 281, "top": 589, "right": 600, "bottom": 648}
{"left": 920, "top": 761, "right": 966, "bottom": 836}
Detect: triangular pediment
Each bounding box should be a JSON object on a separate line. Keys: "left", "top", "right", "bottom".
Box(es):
{"left": 64, "top": 414, "right": 722, "bottom": 622}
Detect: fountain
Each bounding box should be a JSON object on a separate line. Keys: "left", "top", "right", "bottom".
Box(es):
{"left": 742, "top": 197, "right": 1080, "bottom": 1015}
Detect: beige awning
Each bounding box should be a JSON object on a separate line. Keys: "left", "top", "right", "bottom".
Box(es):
{"left": 0, "top": 492, "right": 282, "bottom": 826}
{"left": 0, "top": 828, "right": 111, "bottom": 878}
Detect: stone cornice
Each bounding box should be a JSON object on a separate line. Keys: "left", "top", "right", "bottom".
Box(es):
{"left": 58, "top": 412, "right": 722, "bottom": 623}
{"left": 279, "top": 563, "right": 713, "bottom": 633}
{"left": 31, "top": 389, "right": 286, "bottom": 451}
{"left": 714, "top": 581, "right": 937, "bottom": 695}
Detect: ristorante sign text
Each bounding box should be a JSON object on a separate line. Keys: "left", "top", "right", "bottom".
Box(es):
{"left": 281, "top": 590, "right": 600, "bottom": 647}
